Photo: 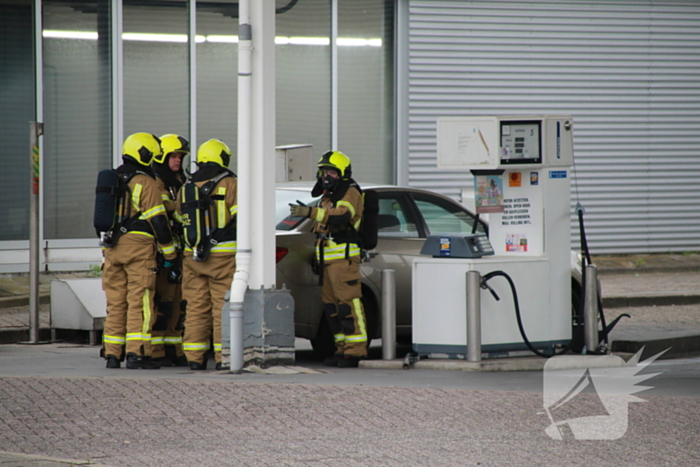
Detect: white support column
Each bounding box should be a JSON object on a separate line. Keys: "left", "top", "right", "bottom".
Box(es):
{"left": 331, "top": 0, "right": 338, "bottom": 150}
{"left": 249, "top": 0, "right": 276, "bottom": 289}
{"left": 188, "top": 0, "right": 197, "bottom": 157}
{"left": 111, "top": 0, "right": 123, "bottom": 167}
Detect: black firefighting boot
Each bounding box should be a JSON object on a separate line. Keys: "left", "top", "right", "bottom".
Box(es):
{"left": 323, "top": 354, "right": 343, "bottom": 367}
{"left": 337, "top": 356, "right": 362, "bottom": 368}
{"left": 105, "top": 355, "right": 121, "bottom": 369}
{"left": 172, "top": 355, "right": 189, "bottom": 367}
{"left": 189, "top": 355, "right": 208, "bottom": 370}
{"left": 126, "top": 353, "right": 161, "bottom": 370}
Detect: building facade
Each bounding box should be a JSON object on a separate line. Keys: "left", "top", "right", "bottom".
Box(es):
{"left": 1, "top": 0, "right": 699, "bottom": 272}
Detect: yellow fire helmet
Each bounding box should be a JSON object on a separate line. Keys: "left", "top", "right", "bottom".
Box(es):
{"left": 197, "top": 139, "right": 231, "bottom": 168}
{"left": 122, "top": 132, "right": 162, "bottom": 166}
{"left": 317, "top": 150, "right": 352, "bottom": 179}
{"left": 154, "top": 134, "right": 190, "bottom": 164}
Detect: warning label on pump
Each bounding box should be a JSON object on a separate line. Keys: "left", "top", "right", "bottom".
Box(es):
{"left": 501, "top": 198, "right": 532, "bottom": 226}
{"left": 509, "top": 172, "right": 522, "bottom": 187}
{"left": 505, "top": 233, "right": 528, "bottom": 252}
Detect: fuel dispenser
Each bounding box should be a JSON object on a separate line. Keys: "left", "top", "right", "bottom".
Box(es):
{"left": 412, "top": 116, "right": 574, "bottom": 358}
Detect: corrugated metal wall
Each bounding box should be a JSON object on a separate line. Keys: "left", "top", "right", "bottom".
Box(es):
{"left": 404, "top": 0, "right": 700, "bottom": 254}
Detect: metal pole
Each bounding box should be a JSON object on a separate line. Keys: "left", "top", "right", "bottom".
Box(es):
{"left": 583, "top": 264, "right": 599, "bottom": 353}
{"left": 466, "top": 270, "right": 481, "bottom": 362}
{"left": 29, "top": 122, "right": 44, "bottom": 344}
{"left": 381, "top": 269, "right": 396, "bottom": 360}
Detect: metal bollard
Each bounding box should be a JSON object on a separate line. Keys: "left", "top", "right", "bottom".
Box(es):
{"left": 381, "top": 269, "right": 396, "bottom": 360}
{"left": 466, "top": 270, "right": 481, "bottom": 362}
{"left": 583, "top": 264, "right": 599, "bottom": 353}
{"left": 29, "top": 122, "right": 44, "bottom": 344}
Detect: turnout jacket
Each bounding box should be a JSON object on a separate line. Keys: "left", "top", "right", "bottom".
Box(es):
{"left": 309, "top": 185, "right": 363, "bottom": 263}
{"left": 122, "top": 173, "right": 177, "bottom": 261}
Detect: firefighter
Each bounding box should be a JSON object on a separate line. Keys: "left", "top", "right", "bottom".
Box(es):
{"left": 150, "top": 134, "right": 189, "bottom": 367}
{"left": 177, "top": 139, "right": 238, "bottom": 371}
{"left": 101, "top": 132, "right": 177, "bottom": 369}
{"left": 288, "top": 151, "right": 367, "bottom": 368}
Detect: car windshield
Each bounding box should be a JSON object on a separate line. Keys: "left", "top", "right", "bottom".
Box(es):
{"left": 411, "top": 192, "right": 487, "bottom": 236}
{"left": 275, "top": 189, "right": 320, "bottom": 230}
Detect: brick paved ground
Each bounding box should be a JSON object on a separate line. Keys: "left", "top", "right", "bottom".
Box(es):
{"left": 0, "top": 376, "right": 698, "bottom": 467}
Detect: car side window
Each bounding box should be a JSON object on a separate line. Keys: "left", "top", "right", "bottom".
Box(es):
{"left": 376, "top": 196, "right": 419, "bottom": 238}
{"left": 411, "top": 193, "right": 486, "bottom": 236}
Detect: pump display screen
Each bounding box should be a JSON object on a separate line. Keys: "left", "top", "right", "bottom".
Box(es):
{"left": 500, "top": 120, "right": 542, "bottom": 165}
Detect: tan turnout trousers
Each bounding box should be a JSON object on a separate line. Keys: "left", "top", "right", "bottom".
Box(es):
{"left": 102, "top": 235, "right": 158, "bottom": 358}
{"left": 181, "top": 254, "right": 236, "bottom": 365}
{"left": 321, "top": 256, "right": 367, "bottom": 358}
{"left": 150, "top": 271, "right": 184, "bottom": 359}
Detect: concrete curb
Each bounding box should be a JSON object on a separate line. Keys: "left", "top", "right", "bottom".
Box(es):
{"left": 0, "top": 328, "right": 52, "bottom": 345}
{"left": 359, "top": 334, "right": 700, "bottom": 371}
{"left": 360, "top": 354, "right": 631, "bottom": 372}
{"left": 0, "top": 451, "right": 114, "bottom": 467}
{"left": 0, "top": 293, "right": 50, "bottom": 308}
{"left": 611, "top": 335, "right": 700, "bottom": 361}
{"left": 602, "top": 293, "right": 700, "bottom": 308}
{"left": 597, "top": 266, "right": 700, "bottom": 275}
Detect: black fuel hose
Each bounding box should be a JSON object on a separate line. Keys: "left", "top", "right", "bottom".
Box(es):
{"left": 481, "top": 270, "right": 570, "bottom": 359}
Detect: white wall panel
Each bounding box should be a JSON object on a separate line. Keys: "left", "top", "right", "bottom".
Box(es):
{"left": 404, "top": 0, "right": 700, "bottom": 253}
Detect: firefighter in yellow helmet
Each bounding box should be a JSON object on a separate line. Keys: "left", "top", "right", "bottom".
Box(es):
{"left": 101, "top": 132, "right": 177, "bottom": 369}
{"left": 289, "top": 150, "right": 367, "bottom": 367}
{"left": 176, "top": 139, "right": 238, "bottom": 370}
{"left": 149, "top": 134, "right": 189, "bottom": 366}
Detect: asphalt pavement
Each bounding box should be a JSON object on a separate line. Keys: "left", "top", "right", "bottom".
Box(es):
{"left": 0, "top": 254, "right": 699, "bottom": 466}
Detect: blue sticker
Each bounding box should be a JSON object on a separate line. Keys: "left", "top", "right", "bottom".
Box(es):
{"left": 530, "top": 172, "right": 539, "bottom": 186}
{"left": 549, "top": 170, "right": 567, "bottom": 179}
{"left": 556, "top": 121, "right": 561, "bottom": 159}
{"left": 439, "top": 237, "right": 451, "bottom": 256}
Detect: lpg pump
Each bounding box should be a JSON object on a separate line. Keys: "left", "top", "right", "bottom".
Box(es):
{"left": 412, "top": 116, "right": 589, "bottom": 359}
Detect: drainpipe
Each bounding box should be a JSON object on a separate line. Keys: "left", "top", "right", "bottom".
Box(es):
{"left": 230, "top": 0, "right": 252, "bottom": 373}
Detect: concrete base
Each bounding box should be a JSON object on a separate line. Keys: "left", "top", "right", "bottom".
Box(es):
{"left": 50, "top": 278, "right": 105, "bottom": 345}
{"left": 360, "top": 354, "right": 631, "bottom": 372}
{"left": 222, "top": 286, "right": 295, "bottom": 369}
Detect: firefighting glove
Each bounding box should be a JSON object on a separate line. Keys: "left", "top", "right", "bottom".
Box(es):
{"left": 289, "top": 204, "right": 311, "bottom": 218}
{"left": 163, "top": 260, "right": 182, "bottom": 284}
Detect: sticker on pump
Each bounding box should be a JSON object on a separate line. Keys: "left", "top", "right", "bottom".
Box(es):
{"left": 509, "top": 172, "right": 522, "bottom": 187}
{"left": 439, "top": 237, "right": 451, "bottom": 256}
{"left": 505, "top": 234, "right": 528, "bottom": 252}
{"left": 549, "top": 170, "right": 567, "bottom": 179}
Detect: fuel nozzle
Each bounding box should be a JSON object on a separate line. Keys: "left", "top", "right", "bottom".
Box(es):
{"left": 480, "top": 277, "right": 500, "bottom": 301}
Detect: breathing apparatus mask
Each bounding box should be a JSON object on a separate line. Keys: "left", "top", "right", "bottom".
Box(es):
{"left": 321, "top": 169, "right": 340, "bottom": 192}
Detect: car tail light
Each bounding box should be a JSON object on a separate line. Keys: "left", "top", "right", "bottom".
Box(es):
{"left": 276, "top": 247, "right": 289, "bottom": 263}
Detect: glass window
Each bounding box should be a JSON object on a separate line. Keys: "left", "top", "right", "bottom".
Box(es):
{"left": 412, "top": 193, "right": 486, "bottom": 236}
{"left": 123, "top": 1, "right": 189, "bottom": 140}
{"left": 338, "top": 0, "right": 394, "bottom": 184}
{"left": 0, "top": 0, "right": 34, "bottom": 240}
{"left": 377, "top": 194, "right": 419, "bottom": 238}
{"left": 197, "top": 6, "right": 238, "bottom": 169}
{"left": 42, "top": 0, "right": 110, "bottom": 239}
{"left": 276, "top": 0, "right": 331, "bottom": 168}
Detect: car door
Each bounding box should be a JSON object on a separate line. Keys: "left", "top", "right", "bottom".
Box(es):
{"left": 360, "top": 190, "right": 424, "bottom": 338}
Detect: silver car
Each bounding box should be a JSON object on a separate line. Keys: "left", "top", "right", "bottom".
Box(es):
{"left": 275, "top": 183, "right": 583, "bottom": 357}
